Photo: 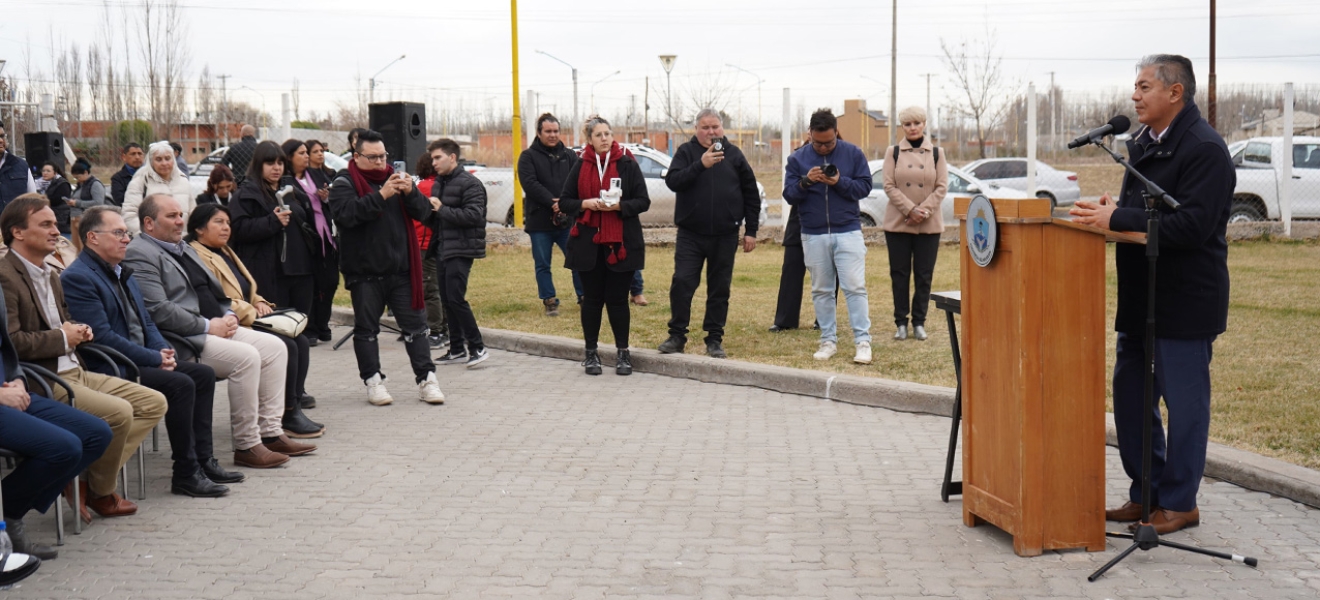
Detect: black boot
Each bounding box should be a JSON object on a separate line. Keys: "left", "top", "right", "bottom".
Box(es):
{"left": 171, "top": 469, "right": 229, "bottom": 498}
{"left": 4, "top": 518, "right": 57, "bottom": 560}
{"left": 616, "top": 349, "right": 633, "bottom": 376}
{"left": 582, "top": 349, "right": 602, "bottom": 376}
{"left": 657, "top": 335, "right": 686, "bottom": 354}
{"left": 282, "top": 405, "right": 325, "bottom": 439}
{"left": 299, "top": 393, "right": 316, "bottom": 409}
{"left": 705, "top": 339, "right": 727, "bottom": 359}
{"left": 199, "top": 456, "right": 245, "bottom": 483}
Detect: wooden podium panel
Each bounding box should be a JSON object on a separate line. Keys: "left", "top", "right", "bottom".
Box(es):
{"left": 953, "top": 197, "right": 1109, "bottom": 557}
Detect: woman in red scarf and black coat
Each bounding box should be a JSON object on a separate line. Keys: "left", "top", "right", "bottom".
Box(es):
{"left": 559, "top": 117, "right": 651, "bottom": 376}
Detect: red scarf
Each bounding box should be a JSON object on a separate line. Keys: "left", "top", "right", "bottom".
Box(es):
{"left": 348, "top": 160, "right": 425, "bottom": 310}
{"left": 572, "top": 142, "right": 629, "bottom": 265}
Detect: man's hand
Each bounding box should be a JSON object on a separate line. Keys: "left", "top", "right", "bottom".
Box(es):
{"left": 429, "top": 197, "right": 442, "bottom": 211}
{"left": 823, "top": 172, "right": 841, "bottom": 186}
{"left": 208, "top": 316, "right": 238, "bottom": 338}
{"left": 743, "top": 236, "right": 756, "bottom": 253}
{"left": 398, "top": 175, "right": 415, "bottom": 194}
{"left": 1070, "top": 193, "right": 1117, "bottom": 230}
{"left": 379, "top": 175, "right": 403, "bottom": 199}
{"left": 159, "top": 349, "right": 177, "bottom": 371}
{"left": 806, "top": 166, "right": 826, "bottom": 184}
{"left": 61, "top": 321, "right": 94, "bottom": 345}
{"left": 552, "top": 198, "right": 560, "bottom": 213}
{"left": 274, "top": 207, "right": 292, "bottom": 227}
{"left": 255, "top": 302, "right": 274, "bottom": 317}
{"left": 0, "top": 380, "right": 30, "bottom": 411}
{"left": 701, "top": 145, "right": 725, "bottom": 168}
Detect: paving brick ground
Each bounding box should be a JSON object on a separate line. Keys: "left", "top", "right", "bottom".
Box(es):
{"left": 6, "top": 325, "right": 1319, "bottom": 599}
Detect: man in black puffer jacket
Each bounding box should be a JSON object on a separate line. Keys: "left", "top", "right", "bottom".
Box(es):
{"left": 329, "top": 130, "right": 444, "bottom": 407}
{"left": 427, "top": 139, "right": 490, "bottom": 368}
{"left": 659, "top": 108, "right": 761, "bottom": 358}
{"left": 518, "top": 113, "right": 582, "bottom": 316}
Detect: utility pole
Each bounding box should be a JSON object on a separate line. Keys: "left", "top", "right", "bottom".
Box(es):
{"left": 1208, "top": 0, "right": 1218, "bottom": 129}
{"left": 920, "top": 73, "right": 935, "bottom": 138}
{"left": 536, "top": 50, "right": 579, "bottom": 146}
{"left": 889, "top": 0, "right": 898, "bottom": 146}
{"left": 660, "top": 55, "right": 677, "bottom": 155}
{"left": 1047, "top": 71, "right": 1055, "bottom": 157}
{"left": 644, "top": 76, "right": 650, "bottom": 145}
{"left": 217, "top": 74, "right": 231, "bottom": 146}
{"left": 511, "top": 0, "right": 524, "bottom": 228}
{"left": 727, "top": 64, "right": 765, "bottom": 149}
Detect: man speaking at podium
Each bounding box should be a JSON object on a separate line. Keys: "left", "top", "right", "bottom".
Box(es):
{"left": 1070, "top": 54, "right": 1233, "bottom": 535}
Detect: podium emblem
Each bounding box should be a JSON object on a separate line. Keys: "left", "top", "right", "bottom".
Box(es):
{"left": 968, "top": 194, "right": 997, "bottom": 267}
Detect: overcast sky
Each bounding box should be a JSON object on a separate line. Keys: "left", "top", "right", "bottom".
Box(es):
{"left": 3, "top": 0, "right": 1318, "bottom": 131}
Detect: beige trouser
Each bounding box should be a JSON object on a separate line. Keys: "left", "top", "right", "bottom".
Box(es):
{"left": 198, "top": 328, "right": 288, "bottom": 450}
{"left": 52, "top": 367, "right": 168, "bottom": 497}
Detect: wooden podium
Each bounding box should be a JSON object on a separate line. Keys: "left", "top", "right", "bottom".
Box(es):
{"left": 953, "top": 197, "right": 1144, "bottom": 557}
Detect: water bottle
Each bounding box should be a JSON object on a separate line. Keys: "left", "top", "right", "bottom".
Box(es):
{"left": 0, "top": 519, "right": 12, "bottom": 570}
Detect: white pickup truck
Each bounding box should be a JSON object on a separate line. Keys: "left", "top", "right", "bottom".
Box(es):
{"left": 474, "top": 143, "right": 767, "bottom": 227}
{"left": 1228, "top": 136, "right": 1320, "bottom": 222}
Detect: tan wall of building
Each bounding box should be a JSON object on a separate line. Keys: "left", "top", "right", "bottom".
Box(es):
{"left": 836, "top": 99, "right": 890, "bottom": 159}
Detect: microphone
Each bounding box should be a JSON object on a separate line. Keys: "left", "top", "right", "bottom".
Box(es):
{"left": 274, "top": 185, "right": 295, "bottom": 208}
{"left": 1067, "top": 115, "right": 1131, "bottom": 149}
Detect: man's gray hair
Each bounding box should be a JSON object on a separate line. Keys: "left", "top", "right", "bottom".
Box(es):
{"left": 694, "top": 108, "right": 722, "bottom": 125}
{"left": 79, "top": 205, "right": 122, "bottom": 245}
{"left": 1136, "top": 54, "right": 1196, "bottom": 100}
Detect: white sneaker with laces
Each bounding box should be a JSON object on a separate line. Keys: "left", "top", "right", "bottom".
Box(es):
{"left": 854, "top": 341, "right": 872, "bottom": 364}
{"left": 365, "top": 373, "right": 393, "bottom": 406}
{"left": 813, "top": 341, "right": 838, "bottom": 361}
{"left": 914, "top": 325, "right": 928, "bottom": 341}
{"left": 418, "top": 372, "right": 446, "bottom": 404}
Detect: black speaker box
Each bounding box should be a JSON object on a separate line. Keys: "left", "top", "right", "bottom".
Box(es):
{"left": 24, "top": 132, "right": 66, "bottom": 172}
{"left": 368, "top": 102, "right": 427, "bottom": 170}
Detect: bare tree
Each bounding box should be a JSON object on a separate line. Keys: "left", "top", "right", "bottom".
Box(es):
{"left": 195, "top": 65, "right": 215, "bottom": 122}
{"left": 649, "top": 69, "right": 735, "bottom": 136}
{"left": 940, "top": 31, "right": 1017, "bottom": 159}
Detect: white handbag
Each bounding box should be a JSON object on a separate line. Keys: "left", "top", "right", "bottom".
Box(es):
{"left": 252, "top": 308, "right": 308, "bottom": 338}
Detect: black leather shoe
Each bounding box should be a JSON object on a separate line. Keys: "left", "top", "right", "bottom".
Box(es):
{"left": 317, "top": 331, "right": 333, "bottom": 342}
{"left": 282, "top": 407, "right": 325, "bottom": 438}
{"left": 4, "top": 518, "right": 57, "bottom": 560}
{"left": 299, "top": 393, "right": 316, "bottom": 409}
{"left": 171, "top": 471, "right": 229, "bottom": 498}
{"left": 657, "top": 335, "right": 686, "bottom": 354}
{"left": 768, "top": 325, "right": 792, "bottom": 332}
{"left": 583, "top": 349, "right": 602, "bottom": 376}
{"left": 306, "top": 337, "right": 319, "bottom": 347}
{"left": 705, "top": 340, "right": 727, "bottom": 359}
{"left": 200, "top": 456, "right": 245, "bottom": 483}
{"left": 616, "top": 349, "right": 633, "bottom": 376}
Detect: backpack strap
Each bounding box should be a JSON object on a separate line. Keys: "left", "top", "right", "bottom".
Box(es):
{"left": 895, "top": 144, "right": 940, "bottom": 164}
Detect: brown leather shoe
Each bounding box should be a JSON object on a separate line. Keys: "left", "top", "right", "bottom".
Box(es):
{"left": 1104, "top": 501, "right": 1152, "bottom": 522}
{"left": 630, "top": 294, "right": 648, "bottom": 306}
{"left": 263, "top": 434, "right": 317, "bottom": 457}
{"left": 86, "top": 492, "right": 137, "bottom": 518}
{"left": 1134, "top": 507, "right": 1200, "bottom": 535}
{"left": 234, "top": 444, "right": 290, "bottom": 469}
{"left": 64, "top": 480, "right": 93, "bottom": 524}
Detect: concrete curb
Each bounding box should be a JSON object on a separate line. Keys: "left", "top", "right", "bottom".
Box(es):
{"left": 330, "top": 306, "right": 1320, "bottom": 509}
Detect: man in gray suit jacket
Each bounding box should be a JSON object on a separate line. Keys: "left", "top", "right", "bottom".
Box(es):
{"left": 123, "top": 193, "right": 312, "bottom": 469}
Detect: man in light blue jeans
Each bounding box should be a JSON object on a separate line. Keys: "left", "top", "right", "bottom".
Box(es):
{"left": 530, "top": 228, "right": 583, "bottom": 306}
{"left": 783, "top": 109, "right": 873, "bottom": 363}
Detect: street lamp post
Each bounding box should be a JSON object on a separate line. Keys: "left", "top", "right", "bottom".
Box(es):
{"left": 590, "top": 70, "right": 620, "bottom": 114}
{"left": 659, "top": 55, "right": 677, "bottom": 154}
{"left": 536, "top": 50, "right": 579, "bottom": 146}
{"left": 369, "top": 54, "right": 407, "bottom": 104}
{"left": 239, "top": 85, "right": 268, "bottom": 132}
{"left": 726, "top": 63, "right": 764, "bottom": 149}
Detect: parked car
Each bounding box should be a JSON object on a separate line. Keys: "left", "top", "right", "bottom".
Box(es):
{"left": 961, "top": 158, "right": 1081, "bottom": 209}
{"left": 860, "top": 160, "right": 1031, "bottom": 228}
{"left": 1226, "top": 136, "right": 1320, "bottom": 222}
{"left": 477, "top": 143, "right": 767, "bottom": 228}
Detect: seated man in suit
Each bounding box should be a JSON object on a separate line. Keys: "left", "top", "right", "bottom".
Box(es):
{"left": 123, "top": 194, "right": 313, "bottom": 468}
{"left": 0, "top": 195, "right": 167, "bottom": 521}
{"left": 62, "top": 205, "right": 244, "bottom": 494}
{"left": 1, "top": 280, "right": 112, "bottom": 559}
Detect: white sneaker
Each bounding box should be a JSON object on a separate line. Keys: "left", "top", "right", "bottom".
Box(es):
{"left": 813, "top": 341, "right": 838, "bottom": 361}
{"left": 913, "top": 325, "right": 928, "bottom": 341}
{"left": 365, "top": 373, "right": 393, "bottom": 406}
{"left": 418, "top": 372, "right": 446, "bottom": 405}
{"left": 854, "top": 341, "right": 872, "bottom": 365}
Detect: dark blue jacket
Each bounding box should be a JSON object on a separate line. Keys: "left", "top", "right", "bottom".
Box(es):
{"left": 1110, "top": 102, "right": 1233, "bottom": 339}
{"left": 0, "top": 151, "right": 32, "bottom": 209}
{"left": 60, "top": 250, "right": 170, "bottom": 374}
{"left": 782, "top": 139, "right": 872, "bottom": 235}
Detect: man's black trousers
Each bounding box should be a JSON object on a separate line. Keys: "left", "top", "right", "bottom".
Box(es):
{"left": 437, "top": 256, "right": 483, "bottom": 355}
{"left": 667, "top": 229, "right": 740, "bottom": 343}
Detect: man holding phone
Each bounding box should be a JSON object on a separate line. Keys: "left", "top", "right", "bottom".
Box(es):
{"left": 329, "top": 130, "right": 445, "bottom": 406}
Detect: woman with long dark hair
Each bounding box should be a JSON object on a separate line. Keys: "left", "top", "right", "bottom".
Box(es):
{"left": 40, "top": 162, "right": 73, "bottom": 236}
{"left": 559, "top": 117, "right": 650, "bottom": 376}
{"left": 196, "top": 164, "right": 238, "bottom": 206}
{"left": 297, "top": 139, "right": 340, "bottom": 344}
{"left": 186, "top": 203, "right": 324, "bottom": 437}
{"left": 229, "top": 141, "right": 315, "bottom": 315}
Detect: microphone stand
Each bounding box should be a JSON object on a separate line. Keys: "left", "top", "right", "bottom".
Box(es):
{"left": 1086, "top": 138, "right": 1258, "bottom": 581}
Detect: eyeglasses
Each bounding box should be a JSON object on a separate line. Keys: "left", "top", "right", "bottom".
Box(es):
{"left": 92, "top": 229, "right": 133, "bottom": 240}
{"left": 810, "top": 139, "right": 837, "bottom": 148}
{"left": 358, "top": 153, "right": 389, "bottom": 162}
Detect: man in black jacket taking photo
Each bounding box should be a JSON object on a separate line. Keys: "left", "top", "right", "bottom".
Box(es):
{"left": 518, "top": 113, "right": 582, "bottom": 317}
{"left": 329, "top": 130, "right": 445, "bottom": 407}
{"left": 659, "top": 108, "right": 761, "bottom": 358}
{"left": 427, "top": 139, "right": 489, "bottom": 368}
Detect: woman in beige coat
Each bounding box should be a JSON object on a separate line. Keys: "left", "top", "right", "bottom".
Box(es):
{"left": 882, "top": 106, "right": 947, "bottom": 341}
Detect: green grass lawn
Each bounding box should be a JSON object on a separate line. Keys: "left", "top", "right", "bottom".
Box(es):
{"left": 337, "top": 238, "right": 1320, "bottom": 469}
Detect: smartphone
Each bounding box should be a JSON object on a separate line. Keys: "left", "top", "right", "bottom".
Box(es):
{"left": 392, "top": 160, "right": 407, "bottom": 174}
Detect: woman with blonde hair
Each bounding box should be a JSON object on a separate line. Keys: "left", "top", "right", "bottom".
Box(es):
{"left": 881, "top": 105, "right": 947, "bottom": 341}
{"left": 123, "top": 140, "right": 194, "bottom": 234}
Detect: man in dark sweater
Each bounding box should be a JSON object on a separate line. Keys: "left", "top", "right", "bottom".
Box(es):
{"left": 428, "top": 139, "right": 489, "bottom": 368}
{"left": 658, "top": 109, "right": 761, "bottom": 358}
{"left": 329, "top": 130, "right": 444, "bottom": 406}
{"left": 517, "top": 113, "right": 582, "bottom": 316}
{"left": 1071, "top": 55, "right": 1234, "bottom": 535}
{"left": 109, "top": 143, "right": 145, "bottom": 207}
